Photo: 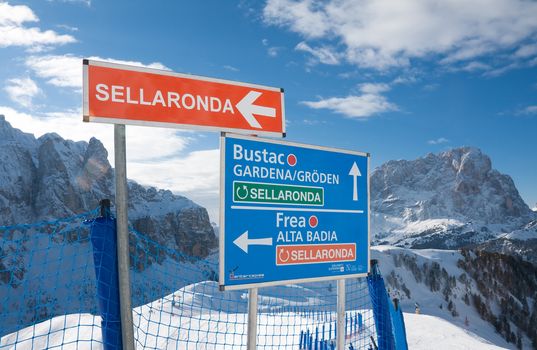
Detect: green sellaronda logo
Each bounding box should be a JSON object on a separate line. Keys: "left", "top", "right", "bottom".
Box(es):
{"left": 233, "top": 181, "right": 324, "bottom": 206}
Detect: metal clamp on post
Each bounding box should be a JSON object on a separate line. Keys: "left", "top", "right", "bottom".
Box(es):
{"left": 99, "top": 199, "right": 111, "bottom": 218}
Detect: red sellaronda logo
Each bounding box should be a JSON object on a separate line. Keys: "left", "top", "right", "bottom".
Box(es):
{"left": 276, "top": 243, "right": 356, "bottom": 265}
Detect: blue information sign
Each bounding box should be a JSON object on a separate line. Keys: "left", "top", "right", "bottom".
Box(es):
{"left": 219, "top": 134, "right": 370, "bottom": 290}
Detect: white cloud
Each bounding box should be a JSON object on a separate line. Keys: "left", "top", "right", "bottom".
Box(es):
{"left": 0, "top": 2, "right": 37, "bottom": 26}
{"left": 515, "top": 44, "right": 537, "bottom": 58}
{"left": 264, "top": 0, "right": 537, "bottom": 70}
{"left": 56, "top": 24, "right": 79, "bottom": 32}
{"left": 223, "top": 65, "right": 239, "bottom": 72}
{"left": 48, "top": 0, "right": 91, "bottom": 6}
{"left": 428, "top": 137, "right": 449, "bottom": 145}
{"left": 519, "top": 105, "right": 537, "bottom": 115}
{"left": 25, "top": 55, "right": 169, "bottom": 90}
{"left": 4, "top": 77, "right": 42, "bottom": 108}
{"left": 0, "top": 2, "right": 76, "bottom": 50}
{"left": 264, "top": 0, "right": 330, "bottom": 39}
{"left": 423, "top": 84, "right": 439, "bottom": 92}
{"left": 25, "top": 55, "right": 82, "bottom": 88}
{"left": 358, "top": 82, "right": 390, "bottom": 94}
{"left": 302, "top": 118, "right": 327, "bottom": 125}
{"left": 128, "top": 149, "right": 220, "bottom": 220}
{"left": 267, "top": 46, "right": 282, "bottom": 57}
{"left": 295, "top": 41, "right": 340, "bottom": 65}
{"left": 460, "top": 61, "right": 492, "bottom": 72}
{"left": 301, "top": 82, "right": 397, "bottom": 118}
{"left": 262, "top": 38, "right": 283, "bottom": 57}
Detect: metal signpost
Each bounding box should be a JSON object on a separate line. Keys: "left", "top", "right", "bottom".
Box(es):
{"left": 219, "top": 134, "right": 370, "bottom": 348}
{"left": 113, "top": 124, "right": 135, "bottom": 350}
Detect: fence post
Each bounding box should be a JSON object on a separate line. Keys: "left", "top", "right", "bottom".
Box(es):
{"left": 337, "top": 279, "right": 345, "bottom": 350}
{"left": 247, "top": 287, "right": 258, "bottom": 350}
{"left": 89, "top": 199, "right": 121, "bottom": 349}
{"left": 114, "top": 124, "right": 135, "bottom": 350}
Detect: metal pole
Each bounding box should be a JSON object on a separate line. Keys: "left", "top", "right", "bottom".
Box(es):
{"left": 114, "top": 124, "right": 135, "bottom": 350}
{"left": 247, "top": 288, "right": 258, "bottom": 350}
{"left": 337, "top": 279, "right": 346, "bottom": 350}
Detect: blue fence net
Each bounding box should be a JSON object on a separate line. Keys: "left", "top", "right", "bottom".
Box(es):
{"left": 0, "top": 209, "right": 102, "bottom": 349}
{"left": 1, "top": 209, "right": 404, "bottom": 349}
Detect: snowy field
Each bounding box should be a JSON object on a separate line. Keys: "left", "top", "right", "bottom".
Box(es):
{"left": 405, "top": 313, "right": 507, "bottom": 349}
{"left": 0, "top": 310, "right": 509, "bottom": 349}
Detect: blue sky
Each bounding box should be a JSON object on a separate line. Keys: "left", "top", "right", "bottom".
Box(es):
{"left": 1, "top": 0, "right": 536, "bottom": 220}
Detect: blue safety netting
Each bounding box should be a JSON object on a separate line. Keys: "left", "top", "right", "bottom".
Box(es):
{"left": 89, "top": 216, "right": 122, "bottom": 350}
{"left": 390, "top": 300, "right": 408, "bottom": 350}
{"left": 367, "top": 260, "right": 409, "bottom": 350}
{"left": 1, "top": 208, "right": 405, "bottom": 349}
{"left": 0, "top": 209, "right": 102, "bottom": 349}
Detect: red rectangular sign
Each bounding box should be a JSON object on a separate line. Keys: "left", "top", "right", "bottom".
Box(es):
{"left": 82, "top": 60, "right": 285, "bottom": 137}
{"left": 275, "top": 243, "right": 357, "bottom": 266}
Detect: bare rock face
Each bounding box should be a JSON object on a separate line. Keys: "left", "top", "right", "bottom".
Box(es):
{"left": 0, "top": 116, "right": 38, "bottom": 223}
{"left": 0, "top": 115, "right": 217, "bottom": 261}
{"left": 371, "top": 147, "right": 535, "bottom": 248}
{"left": 132, "top": 206, "right": 217, "bottom": 261}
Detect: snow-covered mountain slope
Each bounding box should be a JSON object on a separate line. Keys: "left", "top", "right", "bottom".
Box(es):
{"left": 470, "top": 219, "right": 537, "bottom": 268}
{"left": 372, "top": 246, "right": 537, "bottom": 349}
{"left": 371, "top": 147, "right": 536, "bottom": 249}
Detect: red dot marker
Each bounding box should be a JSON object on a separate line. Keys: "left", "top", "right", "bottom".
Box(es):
{"left": 309, "top": 215, "right": 318, "bottom": 228}
{"left": 287, "top": 154, "right": 297, "bottom": 166}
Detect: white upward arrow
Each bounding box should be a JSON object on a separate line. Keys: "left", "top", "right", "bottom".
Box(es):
{"left": 233, "top": 230, "right": 273, "bottom": 254}
{"left": 349, "top": 162, "right": 362, "bottom": 201}
{"left": 236, "top": 91, "right": 276, "bottom": 129}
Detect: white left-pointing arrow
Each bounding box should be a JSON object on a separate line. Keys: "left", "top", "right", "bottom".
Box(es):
{"left": 233, "top": 230, "right": 273, "bottom": 254}
{"left": 236, "top": 91, "right": 276, "bottom": 129}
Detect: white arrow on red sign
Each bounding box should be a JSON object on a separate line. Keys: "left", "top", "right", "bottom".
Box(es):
{"left": 236, "top": 91, "right": 276, "bottom": 128}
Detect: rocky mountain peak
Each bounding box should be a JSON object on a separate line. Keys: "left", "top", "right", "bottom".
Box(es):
{"left": 0, "top": 115, "right": 37, "bottom": 150}
{"left": 371, "top": 147, "right": 535, "bottom": 248}
{"left": 445, "top": 147, "right": 491, "bottom": 181}
{"left": 372, "top": 147, "right": 532, "bottom": 223}
{"left": 0, "top": 116, "right": 216, "bottom": 261}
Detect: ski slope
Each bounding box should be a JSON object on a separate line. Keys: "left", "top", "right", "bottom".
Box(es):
{"left": 405, "top": 313, "right": 507, "bottom": 349}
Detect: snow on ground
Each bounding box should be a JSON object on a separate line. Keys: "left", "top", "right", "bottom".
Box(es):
{"left": 0, "top": 314, "right": 102, "bottom": 350}
{"left": 405, "top": 313, "right": 507, "bottom": 349}
{"left": 0, "top": 309, "right": 374, "bottom": 349}
{"left": 1, "top": 310, "right": 509, "bottom": 349}
{"left": 1, "top": 246, "right": 518, "bottom": 349}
